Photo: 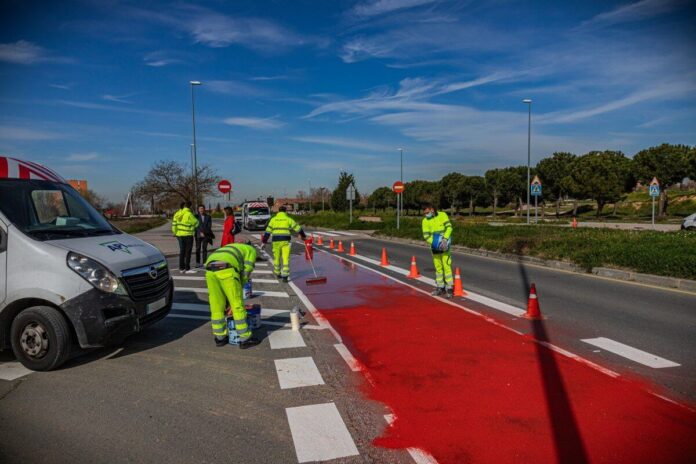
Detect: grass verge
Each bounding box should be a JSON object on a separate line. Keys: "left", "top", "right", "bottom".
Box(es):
{"left": 110, "top": 217, "right": 168, "bottom": 234}
{"left": 296, "top": 212, "right": 696, "bottom": 280}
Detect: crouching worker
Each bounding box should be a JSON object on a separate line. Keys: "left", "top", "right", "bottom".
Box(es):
{"left": 205, "top": 242, "right": 261, "bottom": 349}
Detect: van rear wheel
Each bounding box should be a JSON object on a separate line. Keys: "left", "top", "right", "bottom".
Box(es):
{"left": 10, "top": 306, "right": 71, "bottom": 371}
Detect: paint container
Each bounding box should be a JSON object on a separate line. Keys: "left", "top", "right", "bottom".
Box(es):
{"left": 290, "top": 307, "right": 300, "bottom": 331}
{"left": 245, "top": 304, "right": 262, "bottom": 330}
{"left": 226, "top": 316, "right": 242, "bottom": 345}
{"left": 243, "top": 280, "right": 253, "bottom": 299}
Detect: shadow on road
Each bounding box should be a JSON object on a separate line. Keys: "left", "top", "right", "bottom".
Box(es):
{"left": 518, "top": 261, "right": 589, "bottom": 464}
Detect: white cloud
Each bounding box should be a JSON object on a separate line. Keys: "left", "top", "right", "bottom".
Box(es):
{"left": 0, "top": 125, "right": 65, "bottom": 140}
{"left": 580, "top": 0, "right": 687, "bottom": 29}
{"left": 223, "top": 117, "right": 283, "bottom": 130}
{"left": 205, "top": 80, "right": 268, "bottom": 97}
{"left": 102, "top": 94, "right": 135, "bottom": 104}
{"left": 0, "top": 40, "right": 73, "bottom": 65}
{"left": 293, "top": 136, "right": 391, "bottom": 152}
{"left": 67, "top": 152, "right": 100, "bottom": 161}
{"left": 352, "top": 0, "right": 437, "bottom": 17}
{"left": 143, "top": 50, "right": 185, "bottom": 67}
{"left": 49, "top": 84, "right": 71, "bottom": 90}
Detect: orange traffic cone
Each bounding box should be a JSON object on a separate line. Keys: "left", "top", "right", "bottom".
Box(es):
{"left": 317, "top": 235, "right": 323, "bottom": 245}
{"left": 453, "top": 267, "right": 467, "bottom": 296}
{"left": 329, "top": 239, "right": 335, "bottom": 249}
{"left": 380, "top": 248, "right": 390, "bottom": 266}
{"left": 349, "top": 242, "right": 356, "bottom": 256}
{"left": 407, "top": 256, "right": 421, "bottom": 278}
{"left": 572, "top": 217, "right": 578, "bottom": 229}
{"left": 337, "top": 241, "right": 345, "bottom": 253}
{"left": 525, "top": 283, "right": 542, "bottom": 320}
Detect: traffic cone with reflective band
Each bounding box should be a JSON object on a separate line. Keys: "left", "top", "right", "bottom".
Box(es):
{"left": 317, "top": 235, "right": 323, "bottom": 245}
{"left": 525, "top": 283, "right": 542, "bottom": 320}
{"left": 329, "top": 239, "right": 335, "bottom": 250}
{"left": 453, "top": 267, "right": 467, "bottom": 296}
{"left": 349, "top": 242, "right": 356, "bottom": 256}
{"left": 380, "top": 248, "right": 390, "bottom": 266}
{"left": 407, "top": 256, "right": 421, "bottom": 278}
{"left": 572, "top": 217, "right": 578, "bottom": 229}
{"left": 337, "top": 241, "right": 345, "bottom": 253}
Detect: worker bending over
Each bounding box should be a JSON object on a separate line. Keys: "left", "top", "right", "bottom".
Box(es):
{"left": 204, "top": 242, "right": 261, "bottom": 349}
{"left": 422, "top": 203, "right": 454, "bottom": 298}
{"left": 262, "top": 206, "right": 307, "bottom": 282}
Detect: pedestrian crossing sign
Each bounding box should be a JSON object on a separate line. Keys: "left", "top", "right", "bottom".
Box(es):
{"left": 530, "top": 176, "right": 542, "bottom": 197}
{"left": 649, "top": 177, "right": 660, "bottom": 197}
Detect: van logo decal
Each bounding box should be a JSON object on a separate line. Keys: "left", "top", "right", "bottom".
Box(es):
{"left": 100, "top": 241, "right": 132, "bottom": 254}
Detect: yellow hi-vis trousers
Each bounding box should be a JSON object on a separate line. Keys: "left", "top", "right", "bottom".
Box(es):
{"left": 272, "top": 241, "right": 291, "bottom": 277}
{"left": 432, "top": 250, "right": 453, "bottom": 289}
{"left": 205, "top": 267, "right": 251, "bottom": 340}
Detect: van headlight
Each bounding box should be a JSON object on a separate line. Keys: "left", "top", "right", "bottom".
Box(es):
{"left": 67, "top": 252, "right": 127, "bottom": 295}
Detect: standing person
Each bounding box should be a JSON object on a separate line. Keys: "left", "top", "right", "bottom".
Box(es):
{"left": 172, "top": 201, "right": 199, "bottom": 273}
{"left": 204, "top": 242, "right": 261, "bottom": 348}
{"left": 261, "top": 206, "right": 306, "bottom": 282}
{"left": 221, "top": 206, "right": 240, "bottom": 246}
{"left": 422, "top": 203, "right": 454, "bottom": 298}
{"left": 195, "top": 205, "right": 213, "bottom": 268}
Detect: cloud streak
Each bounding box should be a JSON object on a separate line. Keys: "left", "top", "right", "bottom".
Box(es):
{"left": 223, "top": 117, "right": 284, "bottom": 130}
{"left": 0, "top": 40, "right": 73, "bottom": 65}
{"left": 351, "top": 0, "right": 437, "bottom": 17}
{"left": 580, "top": 0, "right": 687, "bottom": 29}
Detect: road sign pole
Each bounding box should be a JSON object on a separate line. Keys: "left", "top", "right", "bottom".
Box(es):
{"left": 535, "top": 195, "right": 538, "bottom": 224}
{"left": 652, "top": 196, "right": 655, "bottom": 228}
{"left": 397, "top": 194, "right": 400, "bottom": 230}
{"left": 349, "top": 198, "right": 353, "bottom": 224}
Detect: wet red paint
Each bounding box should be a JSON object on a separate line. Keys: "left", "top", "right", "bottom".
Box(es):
{"left": 293, "top": 252, "right": 696, "bottom": 463}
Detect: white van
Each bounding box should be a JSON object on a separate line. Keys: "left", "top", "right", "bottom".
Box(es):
{"left": 0, "top": 156, "right": 173, "bottom": 371}
{"left": 242, "top": 201, "right": 271, "bottom": 231}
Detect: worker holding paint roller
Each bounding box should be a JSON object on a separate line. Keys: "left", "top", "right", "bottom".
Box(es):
{"left": 204, "top": 242, "right": 261, "bottom": 349}
{"left": 422, "top": 203, "right": 454, "bottom": 298}
{"left": 262, "top": 206, "right": 307, "bottom": 282}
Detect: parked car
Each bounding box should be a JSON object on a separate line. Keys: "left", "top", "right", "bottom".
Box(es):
{"left": 681, "top": 213, "right": 696, "bottom": 230}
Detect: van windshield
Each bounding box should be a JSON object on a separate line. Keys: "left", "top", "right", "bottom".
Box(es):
{"left": 0, "top": 179, "right": 118, "bottom": 241}
{"left": 248, "top": 207, "right": 269, "bottom": 216}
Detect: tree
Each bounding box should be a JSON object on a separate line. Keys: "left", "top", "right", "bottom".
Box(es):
{"left": 403, "top": 180, "right": 439, "bottom": 214}
{"left": 484, "top": 169, "right": 505, "bottom": 216}
{"left": 82, "top": 189, "right": 106, "bottom": 210}
{"left": 633, "top": 144, "right": 691, "bottom": 216}
{"left": 535, "top": 152, "right": 576, "bottom": 217}
{"left": 460, "top": 175, "right": 486, "bottom": 216}
{"left": 368, "top": 187, "right": 395, "bottom": 211}
{"left": 133, "top": 160, "right": 220, "bottom": 212}
{"left": 567, "top": 151, "right": 631, "bottom": 217}
{"left": 330, "top": 172, "right": 360, "bottom": 212}
{"left": 688, "top": 147, "right": 696, "bottom": 179}
{"left": 439, "top": 172, "right": 467, "bottom": 212}
{"left": 496, "top": 166, "right": 528, "bottom": 216}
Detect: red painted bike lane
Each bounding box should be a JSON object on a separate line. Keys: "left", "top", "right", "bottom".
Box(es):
{"left": 293, "top": 251, "right": 696, "bottom": 463}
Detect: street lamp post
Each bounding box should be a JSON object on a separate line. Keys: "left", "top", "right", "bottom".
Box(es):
{"left": 397, "top": 147, "right": 404, "bottom": 230}
{"left": 190, "top": 80, "right": 202, "bottom": 206}
{"left": 523, "top": 99, "right": 532, "bottom": 225}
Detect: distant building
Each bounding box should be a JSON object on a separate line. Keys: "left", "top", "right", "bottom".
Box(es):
{"left": 69, "top": 179, "right": 88, "bottom": 194}
{"left": 272, "top": 198, "right": 303, "bottom": 212}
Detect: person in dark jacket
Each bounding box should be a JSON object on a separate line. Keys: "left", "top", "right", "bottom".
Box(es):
{"left": 195, "top": 205, "right": 214, "bottom": 267}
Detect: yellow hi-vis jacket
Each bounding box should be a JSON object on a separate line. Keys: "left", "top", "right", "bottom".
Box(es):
{"left": 422, "top": 211, "right": 453, "bottom": 245}
{"left": 172, "top": 207, "right": 199, "bottom": 237}
{"left": 263, "top": 211, "right": 304, "bottom": 242}
{"left": 205, "top": 243, "right": 257, "bottom": 284}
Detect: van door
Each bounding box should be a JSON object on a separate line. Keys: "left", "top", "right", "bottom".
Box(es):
{"left": 0, "top": 218, "right": 7, "bottom": 305}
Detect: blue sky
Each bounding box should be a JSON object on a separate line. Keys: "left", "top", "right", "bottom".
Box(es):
{"left": 1, "top": 0, "right": 695, "bottom": 203}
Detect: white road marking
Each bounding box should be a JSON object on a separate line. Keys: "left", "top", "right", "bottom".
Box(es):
{"left": 312, "top": 231, "right": 341, "bottom": 237}
{"left": 252, "top": 278, "right": 280, "bottom": 284}
{"left": 286, "top": 403, "right": 359, "bottom": 463}
{"left": 274, "top": 357, "right": 325, "bottom": 389}
{"left": 581, "top": 337, "right": 680, "bottom": 368}
{"left": 383, "top": 415, "right": 439, "bottom": 464}
{"left": 269, "top": 329, "right": 306, "bottom": 349}
{"left": 0, "top": 362, "right": 33, "bottom": 381}
{"left": 334, "top": 343, "right": 361, "bottom": 372}
{"left": 174, "top": 288, "right": 289, "bottom": 298}
{"left": 289, "top": 281, "right": 343, "bottom": 343}
{"left": 253, "top": 270, "right": 273, "bottom": 275}
{"left": 329, "top": 230, "right": 358, "bottom": 236}
{"left": 173, "top": 276, "right": 205, "bottom": 281}
{"left": 256, "top": 262, "right": 269, "bottom": 267}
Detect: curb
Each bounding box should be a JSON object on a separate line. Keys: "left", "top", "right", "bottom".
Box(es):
{"left": 359, "top": 232, "right": 695, "bottom": 294}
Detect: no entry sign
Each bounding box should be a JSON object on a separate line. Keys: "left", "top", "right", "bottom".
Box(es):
{"left": 218, "top": 180, "right": 232, "bottom": 194}
{"left": 392, "top": 181, "right": 405, "bottom": 194}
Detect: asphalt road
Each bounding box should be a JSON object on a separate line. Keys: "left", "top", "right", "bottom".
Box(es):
{"left": 307, "top": 229, "right": 696, "bottom": 404}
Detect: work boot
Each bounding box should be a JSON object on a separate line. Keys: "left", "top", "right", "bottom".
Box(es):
{"left": 214, "top": 336, "right": 229, "bottom": 347}
{"left": 446, "top": 288, "right": 454, "bottom": 299}
{"left": 431, "top": 287, "right": 445, "bottom": 296}
{"left": 274, "top": 273, "right": 282, "bottom": 279}
{"left": 238, "top": 337, "right": 261, "bottom": 350}
{"left": 282, "top": 276, "right": 289, "bottom": 283}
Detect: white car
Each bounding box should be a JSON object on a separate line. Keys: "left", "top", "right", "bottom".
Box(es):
{"left": 0, "top": 156, "right": 173, "bottom": 370}
{"left": 681, "top": 213, "right": 696, "bottom": 230}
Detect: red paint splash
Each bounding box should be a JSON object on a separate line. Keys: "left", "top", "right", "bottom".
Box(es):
{"left": 294, "top": 253, "right": 696, "bottom": 463}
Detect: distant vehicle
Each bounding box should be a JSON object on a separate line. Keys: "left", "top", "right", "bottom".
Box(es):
{"left": 681, "top": 213, "right": 696, "bottom": 230}
{"left": 241, "top": 202, "right": 271, "bottom": 231}
{"left": 233, "top": 211, "right": 242, "bottom": 227}
{"left": 0, "top": 156, "right": 172, "bottom": 371}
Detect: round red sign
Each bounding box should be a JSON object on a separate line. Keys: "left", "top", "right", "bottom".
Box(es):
{"left": 218, "top": 180, "right": 232, "bottom": 194}
{"left": 392, "top": 181, "right": 405, "bottom": 194}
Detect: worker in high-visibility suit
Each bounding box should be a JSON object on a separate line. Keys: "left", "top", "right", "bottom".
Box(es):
{"left": 422, "top": 204, "right": 454, "bottom": 298}
{"left": 204, "top": 242, "right": 261, "bottom": 348}
{"left": 261, "top": 206, "right": 307, "bottom": 282}
{"left": 172, "top": 201, "right": 199, "bottom": 273}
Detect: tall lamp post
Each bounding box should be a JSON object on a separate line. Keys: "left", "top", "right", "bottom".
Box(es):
{"left": 190, "top": 80, "right": 202, "bottom": 206}
{"left": 523, "top": 99, "right": 532, "bottom": 225}
{"left": 397, "top": 147, "right": 404, "bottom": 229}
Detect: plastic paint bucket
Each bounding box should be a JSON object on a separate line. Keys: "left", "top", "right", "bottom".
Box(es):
{"left": 245, "top": 304, "right": 262, "bottom": 329}
{"left": 243, "top": 280, "right": 253, "bottom": 299}
{"left": 226, "top": 316, "right": 242, "bottom": 345}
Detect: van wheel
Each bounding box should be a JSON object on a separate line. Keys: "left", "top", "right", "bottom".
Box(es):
{"left": 10, "top": 306, "right": 72, "bottom": 371}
